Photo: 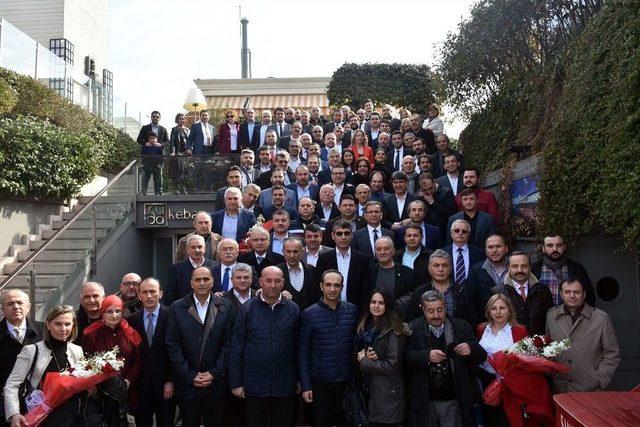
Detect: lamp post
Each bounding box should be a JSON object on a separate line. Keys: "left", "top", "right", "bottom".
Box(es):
{"left": 183, "top": 88, "right": 208, "bottom": 125}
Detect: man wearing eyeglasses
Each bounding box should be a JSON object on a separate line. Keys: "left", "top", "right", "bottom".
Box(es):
{"left": 137, "top": 110, "right": 169, "bottom": 148}
{"left": 117, "top": 272, "right": 143, "bottom": 315}
{"left": 442, "top": 219, "right": 486, "bottom": 291}
{"left": 316, "top": 219, "right": 371, "bottom": 312}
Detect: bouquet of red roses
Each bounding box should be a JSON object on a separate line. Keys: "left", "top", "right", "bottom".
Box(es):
{"left": 483, "top": 335, "right": 571, "bottom": 427}
{"left": 238, "top": 215, "right": 273, "bottom": 253}
{"left": 23, "top": 346, "right": 124, "bottom": 427}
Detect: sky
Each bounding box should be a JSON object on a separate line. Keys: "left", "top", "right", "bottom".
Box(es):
{"left": 109, "top": 0, "right": 474, "bottom": 136}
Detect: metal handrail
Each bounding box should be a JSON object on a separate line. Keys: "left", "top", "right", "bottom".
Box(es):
{"left": 0, "top": 159, "right": 138, "bottom": 291}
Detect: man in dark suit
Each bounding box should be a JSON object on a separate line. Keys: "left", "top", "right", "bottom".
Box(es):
{"left": 301, "top": 224, "right": 333, "bottom": 267}
{"left": 165, "top": 266, "right": 236, "bottom": 427}
{"left": 385, "top": 131, "right": 414, "bottom": 173}
{"left": 237, "top": 227, "right": 285, "bottom": 276}
{"left": 238, "top": 108, "right": 261, "bottom": 150}
{"left": 258, "top": 152, "right": 296, "bottom": 188}
{"left": 317, "top": 150, "right": 353, "bottom": 186}
{"left": 314, "top": 184, "right": 341, "bottom": 222}
{"left": 0, "top": 290, "right": 44, "bottom": 424}
{"left": 222, "top": 263, "right": 256, "bottom": 311}
{"left": 215, "top": 166, "right": 243, "bottom": 211}
{"left": 351, "top": 201, "right": 395, "bottom": 260}
{"left": 127, "top": 278, "right": 175, "bottom": 427}
{"left": 369, "top": 237, "right": 419, "bottom": 302}
{"left": 239, "top": 149, "right": 260, "bottom": 188}
{"left": 446, "top": 189, "right": 497, "bottom": 248}
{"left": 263, "top": 185, "right": 299, "bottom": 221}
{"left": 432, "top": 134, "right": 464, "bottom": 178}
{"left": 315, "top": 219, "right": 371, "bottom": 311}
{"left": 175, "top": 211, "right": 221, "bottom": 262}
{"left": 395, "top": 223, "right": 433, "bottom": 280}
{"left": 278, "top": 122, "right": 302, "bottom": 152}
{"left": 393, "top": 200, "right": 444, "bottom": 251}
{"left": 276, "top": 237, "right": 317, "bottom": 310}
{"left": 267, "top": 107, "right": 292, "bottom": 140}
{"left": 442, "top": 219, "right": 486, "bottom": 289}
{"left": 417, "top": 172, "right": 456, "bottom": 231}
{"left": 435, "top": 153, "right": 464, "bottom": 196}
{"left": 285, "top": 165, "right": 319, "bottom": 206}
{"left": 384, "top": 171, "right": 418, "bottom": 223}
{"left": 136, "top": 110, "right": 169, "bottom": 148}
{"left": 323, "top": 194, "right": 366, "bottom": 247}
{"left": 212, "top": 239, "right": 257, "bottom": 293}
{"left": 164, "top": 234, "right": 217, "bottom": 306}
{"left": 187, "top": 110, "right": 217, "bottom": 155}
{"left": 322, "top": 109, "right": 344, "bottom": 134}
{"left": 211, "top": 187, "right": 256, "bottom": 242}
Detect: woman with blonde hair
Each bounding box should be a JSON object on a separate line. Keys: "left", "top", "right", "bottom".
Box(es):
{"left": 5, "top": 305, "right": 84, "bottom": 427}
{"left": 348, "top": 129, "right": 375, "bottom": 165}
{"left": 476, "top": 294, "right": 528, "bottom": 427}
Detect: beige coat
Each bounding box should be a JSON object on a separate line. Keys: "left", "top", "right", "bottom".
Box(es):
{"left": 4, "top": 341, "right": 84, "bottom": 420}
{"left": 546, "top": 304, "right": 620, "bottom": 393}
{"left": 174, "top": 231, "right": 221, "bottom": 262}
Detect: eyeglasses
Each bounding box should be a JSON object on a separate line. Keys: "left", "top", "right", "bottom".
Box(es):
{"left": 122, "top": 281, "right": 140, "bottom": 287}
{"left": 453, "top": 229, "right": 469, "bottom": 234}
{"left": 334, "top": 231, "right": 352, "bottom": 237}
{"left": 151, "top": 115, "right": 160, "bottom": 119}
{"left": 226, "top": 115, "right": 235, "bottom": 118}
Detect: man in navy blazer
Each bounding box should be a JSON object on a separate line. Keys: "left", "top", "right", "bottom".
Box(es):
{"left": 136, "top": 110, "right": 170, "bottom": 147}
{"left": 187, "top": 110, "right": 217, "bottom": 155}
{"left": 393, "top": 200, "right": 444, "bottom": 251}
{"left": 164, "top": 235, "right": 218, "bottom": 306}
{"left": 351, "top": 201, "right": 395, "bottom": 260}
{"left": 446, "top": 189, "right": 497, "bottom": 248}
{"left": 237, "top": 227, "right": 285, "bottom": 276}
{"left": 267, "top": 107, "right": 292, "bottom": 140}
{"left": 211, "top": 187, "right": 256, "bottom": 242}
{"left": 384, "top": 171, "right": 418, "bottom": 223}
{"left": 127, "top": 278, "right": 175, "bottom": 427}
{"left": 211, "top": 239, "right": 258, "bottom": 293}
{"left": 238, "top": 108, "right": 261, "bottom": 150}
{"left": 435, "top": 152, "right": 465, "bottom": 196}
{"left": 165, "top": 266, "right": 236, "bottom": 427}
{"left": 442, "top": 218, "right": 486, "bottom": 287}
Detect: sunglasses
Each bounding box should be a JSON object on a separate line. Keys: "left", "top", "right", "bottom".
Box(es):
{"left": 226, "top": 115, "right": 235, "bottom": 118}
{"left": 334, "top": 231, "right": 352, "bottom": 237}
{"left": 453, "top": 229, "right": 469, "bottom": 234}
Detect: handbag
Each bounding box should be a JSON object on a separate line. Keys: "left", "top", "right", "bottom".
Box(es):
{"left": 18, "top": 344, "right": 39, "bottom": 413}
{"left": 343, "top": 376, "right": 369, "bottom": 427}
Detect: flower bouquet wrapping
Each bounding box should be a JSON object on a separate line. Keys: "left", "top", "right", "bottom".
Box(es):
{"left": 238, "top": 215, "right": 272, "bottom": 253}
{"left": 483, "top": 335, "right": 571, "bottom": 427}
{"left": 24, "top": 346, "right": 124, "bottom": 427}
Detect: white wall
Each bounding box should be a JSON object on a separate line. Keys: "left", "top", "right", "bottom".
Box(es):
{"left": 0, "top": 0, "right": 64, "bottom": 46}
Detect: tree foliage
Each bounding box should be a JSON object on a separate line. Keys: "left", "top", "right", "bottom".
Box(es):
{"left": 438, "top": 0, "right": 603, "bottom": 117}
{"left": 327, "top": 63, "right": 443, "bottom": 113}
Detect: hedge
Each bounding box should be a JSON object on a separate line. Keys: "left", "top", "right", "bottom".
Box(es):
{"left": 0, "top": 67, "right": 139, "bottom": 200}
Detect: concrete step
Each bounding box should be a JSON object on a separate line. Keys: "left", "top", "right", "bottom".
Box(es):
{"left": 18, "top": 249, "right": 88, "bottom": 262}
{"left": 42, "top": 228, "right": 108, "bottom": 240}
{"left": 45, "top": 239, "right": 94, "bottom": 250}
{"left": 78, "top": 195, "right": 133, "bottom": 205}
{"left": 3, "top": 274, "right": 70, "bottom": 288}
{"left": 3, "top": 261, "right": 77, "bottom": 275}
{"left": 52, "top": 218, "right": 117, "bottom": 230}
{"left": 62, "top": 205, "right": 128, "bottom": 220}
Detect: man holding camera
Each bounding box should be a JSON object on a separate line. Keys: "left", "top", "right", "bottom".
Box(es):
{"left": 404, "top": 289, "right": 486, "bottom": 427}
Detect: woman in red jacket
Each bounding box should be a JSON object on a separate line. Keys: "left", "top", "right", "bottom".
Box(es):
{"left": 476, "top": 294, "right": 528, "bottom": 427}
{"left": 217, "top": 110, "right": 241, "bottom": 154}
{"left": 82, "top": 295, "right": 142, "bottom": 427}
{"left": 348, "top": 129, "right": 375, "bottom": 165}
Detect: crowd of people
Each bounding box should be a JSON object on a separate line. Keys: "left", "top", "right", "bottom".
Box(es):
{"left": 0, "top": 102, "right": 621, "bottom": 427}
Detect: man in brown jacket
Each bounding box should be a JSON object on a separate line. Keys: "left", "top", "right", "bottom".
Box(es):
{"left": 174, "top": 211, "right": 221, "bottom": 262}
{"left": 546, "top": 278, "right": 620, "bottom": 393}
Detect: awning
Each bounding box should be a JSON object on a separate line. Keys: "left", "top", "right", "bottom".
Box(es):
{"left": 207, "top": 94, "right": 329, "bottom": 113}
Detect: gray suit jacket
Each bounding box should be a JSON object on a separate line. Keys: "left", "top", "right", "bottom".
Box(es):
{"left": 258, "top": 187, "right": 297, "bottom": 210}
{"left": 267, "top": 122, "right": 292, "bottom": 139}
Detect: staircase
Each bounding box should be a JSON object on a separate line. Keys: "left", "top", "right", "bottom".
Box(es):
{"left": 0, "top": 163, "right": 137, "bottom": 316}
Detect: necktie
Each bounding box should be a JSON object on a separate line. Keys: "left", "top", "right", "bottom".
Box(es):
{"left": 455, "top": 248, "right": 466, "bottom": 285}
{"left": 278, "top": 123, "right": 283, "bottom": 137}
{"left": 372, "top": 229, "right": 379, "bottom": 256}
{"left": 256, "top": 255, "right": 264, "bottom": 265}
{"left": 243, "top": 169, "right": 252, "bottom": 185}
{"left": 14, "top": 328, "right": 22, "bottom": 342}
{"left": 394, "top": 149, "right": 401, "bottom": 171}
{"left": 519, "top": 284, "right": 527, "bottom": 301}
{"left": 146, "top": 313, "right": 154, "bottom": 345}
{"left": 222, "top": 267, "right": 230, "bottom": 291}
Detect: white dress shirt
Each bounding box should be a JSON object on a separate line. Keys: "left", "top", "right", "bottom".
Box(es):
{"left": 229, "top": 123, "right": 238, "bottom": 151}
{"left": 7, "top": 320, "right": 26, "bottom": 343}
{"left": 219, "top": 262, "right": 237, "bottom": 286}
{"left": 395, "top": 193, "right": 407, "bottom": 219}
{"left": 193, "top": 294, "right": 211, "bottom": 323}
{"left": 367, "top": 225, "right": 382, "bottom": 256}
{"left": 336, "top": 249, "right": 352, "bottom": 301}
{"left": 305, "top": 248, "right": 320, "bottom": 267}
{"left": 447, "top": 173, "right": 459, "bottom": 195}
{"left": 287, "top": 262, "right": 304, "bottom": 292}
{"left": 222, "top": 211, "right": 239, "bottom": 239}
{"left": 479, "top": 323, "right": 514, "bottom": 374}
{"left": 201, "top": 122, "right": 212, "bottom": 146}
{"left": 333, "top": 184, "right": 344, "bottom": 205}
{"left": 233, "top": 289, "right": 252, "bottom": 305}
{"left": 272, "top": 233, "right": 288, "bottom": 255}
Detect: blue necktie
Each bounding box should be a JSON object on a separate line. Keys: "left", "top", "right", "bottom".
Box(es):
{"left": 222, "top": 267, "right": 230, "bottom": 291}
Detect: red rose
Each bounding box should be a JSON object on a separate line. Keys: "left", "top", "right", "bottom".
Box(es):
{"left": 533, "top": 336, "right": 544, "bottom": 348}
{"left": 103, "top": 363, "right": 115, "bottom": 373}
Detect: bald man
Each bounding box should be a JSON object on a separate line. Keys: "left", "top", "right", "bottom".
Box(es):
{"left": 117, "top": 272, "right": 143, "bottom": 315}
{"left": 0, "top": 290, "right": 44, "bottom": 423}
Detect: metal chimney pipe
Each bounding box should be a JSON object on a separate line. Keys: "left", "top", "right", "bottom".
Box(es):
{"left": 241, "top": 17, "right": 250, "bottom": 79}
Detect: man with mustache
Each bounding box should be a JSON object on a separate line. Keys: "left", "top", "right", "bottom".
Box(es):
{"left": 531, "top": 234, "right": 595, "bottom": 307}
